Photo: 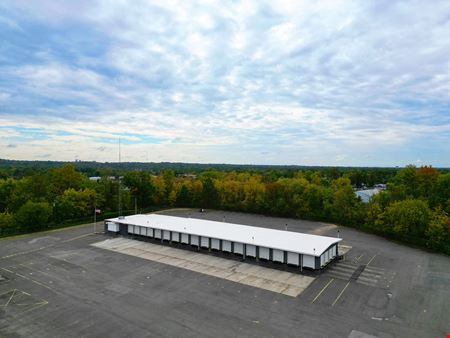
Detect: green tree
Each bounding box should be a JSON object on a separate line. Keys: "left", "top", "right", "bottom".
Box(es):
{"left": 425, "top": 209, "right": 450, "bottom": 252}
{"left": 325, "top": 177, "right": 362, "bottom": 226}
{"left": 48, "top": 164, "right": 87, "bottom": 197}
{"left": 15, "top": 201, "right": 52, "bottom": 232}
{"left": 0, "top": 212, "right": 15, "bottom": 236}
{"left": 378, "top": 199, "right": 430, "bottom": 239}
{"left": 201, "top": 177, "right": 218, "bottom": 208}
{"left": 54, "top": 188, "right": 97, "bottom": 221}
{"left": 0, "top": 178, "right": 18, "bottom": 212}
{"left": 176, "top": 185, "right": 191, "bottom": 207}
{"left": 123, "top": 171, "right": 155, "bottom": 210}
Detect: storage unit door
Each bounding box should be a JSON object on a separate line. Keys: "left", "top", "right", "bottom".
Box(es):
{"left": 259, "top": 247, "right": 270, "bottom": 260}
{"left": 303, "top": 255, "right": 315, "bottom": 268}
{"left": 172, "top": 232, "right": 180, "bottom": 242}
{"left": 147, "top": 228, "right": 154, "bottom": 238}
{"left": 107, "top": 222, "right": 119, "bottom": 232}
{"left": 181, "top": 233, "right": 189, "bottom": 244}
{"left": 163, "top": 230, "right": 171, "bottom": 241}
{"left": 200, "top": 236, "right": 209, "bottom": 248}
{"left": 140, "top": 226, "right": 147, "bottom": 236}
{"left": 272, "top": 249, "right": 284, "bottom": 263}
{"left": 233, "top": 242, "right": 244, "bottom": 255}
{"left": 127, "top": 225, "right": 134, "bottom": 234}
{"left": 154, "top": 229, "right": 162, "bottom": 239}
{"left": 320, "top": 254, "right": 325, "bottom": 266}
{"left": 246, "top": 244, "right": 256, "bottom": 257}
{"left": 211, "top": 238, "right": 220, "bottom": 250}
{"left": 222, "top": 240, "right": 232, "bottom": 252}
{"left": 134, "top": 226, "right": 141, "bottom": 235}
{"left": 287, "top": 252, "right": 300, "bottom": 266}
{"left": 190, "top": 235, "right": 199, "bottom": 246}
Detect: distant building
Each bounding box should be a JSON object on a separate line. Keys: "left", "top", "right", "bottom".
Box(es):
{"left": 177, "top": 173, "right": 197, "bottom": 179}
{"left": 89, "top": 176, "right": 101, "bottom": 182}
{"left": 355, "top": 188, "right": 383, "bottom": 203}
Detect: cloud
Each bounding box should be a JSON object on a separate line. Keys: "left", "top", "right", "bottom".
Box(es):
{"left": 0, "top": 0, "right": 449, "bottom": 166}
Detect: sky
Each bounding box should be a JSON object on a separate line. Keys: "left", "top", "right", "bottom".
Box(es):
{"left": 0, "top": 0, "right": 449, "bottom": 167}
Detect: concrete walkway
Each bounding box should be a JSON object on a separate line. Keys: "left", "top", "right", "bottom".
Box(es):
{"left": 93, "top": 237, "right": 314, "bottom": 297}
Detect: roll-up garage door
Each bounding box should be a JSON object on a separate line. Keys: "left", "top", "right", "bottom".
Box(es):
{"left": 134, "top": 226, "right": 141, "bottom": 235}
{"left": 181, "top": 233, "right": 189, "bottom": 244}
{"left": 172, "top": 232, "right": 180, "bottom": 242}
{"left": 303, "top": 255, "right": 315, "bottom": 268}
{"left": 154, "top": 229, "right": 162, "bottom": 239}
{"left": 233, "top": 242, "right": 244, "bottom": 255}
{"left": 200, "top": 236, "right": 209, "bottom": 248}
{"left": 222, "top": 240, "right": 232, "bottom": 252}
{"left": 211, "top": 238, "right": 220, "bottom": 250}
{"left": 259, "top": 247, "right": 270, "bottom": 260}
{"left": 287, "top": 252, "right": 300, "bottom": 266}
{"left": 320, "top": 254, "right": 325, "bottom": 266}
{"left": 163, "top": 230, "right": 171, "bottom": 241}
{"left": 128, "top": 225, "right": 134, "bottom": 234}
{"left": 140, "top": 226, "right": 146, "bottom": 236}
{"left": 246, "top": 244, "right": 256, "bottom": 257}
{"left": 147, "top": 228, "right": 154, "bottom": 237}
{"left": 190, "top": 235, "right": 199, "bottom": 246}
{"left": 272, "top": 249, "right": 284, "bottom": 263}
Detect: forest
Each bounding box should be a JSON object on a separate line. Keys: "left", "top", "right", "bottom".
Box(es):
{"left": 0, "top": 162, "right": 449, "bottom": 255}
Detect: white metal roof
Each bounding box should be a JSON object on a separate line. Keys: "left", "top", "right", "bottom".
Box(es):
{"left": 107, "top": 214, "right": 341, "bottom": 257}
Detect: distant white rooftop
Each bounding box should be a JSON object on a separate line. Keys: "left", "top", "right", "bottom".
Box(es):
{"left": 355, "top": 188, "right": 383, "bottom": 203}
{"left": 107, "top": 214, "right": 341, "bottom": 257}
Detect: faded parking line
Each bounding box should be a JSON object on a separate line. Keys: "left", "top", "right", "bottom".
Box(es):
{"left": 332, "top": 281, "right": 350, "bottom": 307}
{"left": 311, "top": 277, "right": 334, "bottom": 303}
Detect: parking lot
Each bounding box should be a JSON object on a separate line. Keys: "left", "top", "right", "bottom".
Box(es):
{"left": 0, "top": 209, "right": 449, "bottom": 337}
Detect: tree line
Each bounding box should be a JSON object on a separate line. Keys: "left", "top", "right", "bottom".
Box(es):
{"left": 0, "top": 164, "right": 448, "bottom": 254}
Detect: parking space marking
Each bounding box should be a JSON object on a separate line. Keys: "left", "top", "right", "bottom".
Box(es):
{"left": 332, "top": 281, "right": 350, "bottom": 307}
{"left": 2, "top": 289, "right": 17, "bottom": 308}
{"left": 1, "top": 267, "right": 60, "bottom": 294}
{"left": 311, "top": 278, "right": 334, "bottom": 303}
{"left": 366, "top": 254, "right": 377, "bottom": 266}
{"left": 0, "top": 233, "right": 94, "bottom": 260}
{"left": 0, "top": 288, "right": 49, "bottom": 314}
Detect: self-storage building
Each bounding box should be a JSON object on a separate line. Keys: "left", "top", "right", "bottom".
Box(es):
{"left": 105, "top": 214, "right": 341, "bottom": 270}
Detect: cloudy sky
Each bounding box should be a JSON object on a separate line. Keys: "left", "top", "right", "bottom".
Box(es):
{"left": 0, "top": 0, "right": 449, "bottom": 166}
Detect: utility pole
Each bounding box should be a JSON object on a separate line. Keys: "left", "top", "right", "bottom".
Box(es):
{"left": 118, "top": 137, "right": 122, "bottom": 217}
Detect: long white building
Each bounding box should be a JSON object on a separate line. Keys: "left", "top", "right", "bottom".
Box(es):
{"left": 105, "top": 214, "right": 341, "bottom": 270}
